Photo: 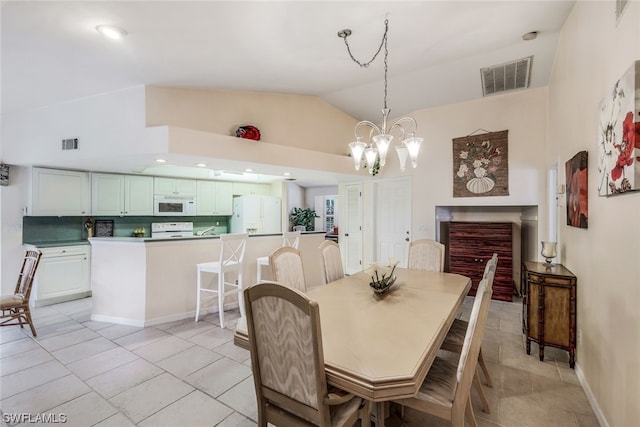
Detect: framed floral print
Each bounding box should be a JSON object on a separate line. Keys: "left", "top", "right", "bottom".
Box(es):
{"left": 452, "top": 129, "right": 509, "bottom": 197}
{"left": 597, "top": 60, "right": 640, "bottom": 196}
{"left": 566, "top": 151, "right": 588, "bottom": 228}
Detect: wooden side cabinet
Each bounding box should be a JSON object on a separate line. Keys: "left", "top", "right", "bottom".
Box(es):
{"left": 522, "top": 261, "right": 577, "bottom": 368}
{"left": 441, "top": 221, "right": 514, "bottom": 301}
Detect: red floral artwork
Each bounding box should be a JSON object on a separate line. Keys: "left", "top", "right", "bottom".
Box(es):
{"left": 566, "top": 151, "right": 588, "bottom": 229}
{"left": 598, "top": 60, "right": 639, "bottom": 196}
{"left": 611, "top": 112, "right": 639, "bottom": 180}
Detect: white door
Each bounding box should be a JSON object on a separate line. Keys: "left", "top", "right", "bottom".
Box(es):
{"left": 341, "top": 183, "right": 363, "bottom": 275}
{"left": 374, "top": 177, "right": 411, "bottom": 267}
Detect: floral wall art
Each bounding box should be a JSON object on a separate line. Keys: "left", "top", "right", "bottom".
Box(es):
{"left": 598, "top": 60, "right": 640, "bottom": 196}
{"left": 452, "top": 129, "right": 509, "bottom": 197}
{"left": 566, "top": 151, "right": 588, "bottom": 228}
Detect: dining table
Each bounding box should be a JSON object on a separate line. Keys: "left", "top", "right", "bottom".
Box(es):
{"left": 234, "top": 267, "right": 472, "bottom": 427}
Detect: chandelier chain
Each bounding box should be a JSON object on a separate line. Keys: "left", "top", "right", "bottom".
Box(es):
{"left": 340, "top": 19, "right": 390, "bottom": 111}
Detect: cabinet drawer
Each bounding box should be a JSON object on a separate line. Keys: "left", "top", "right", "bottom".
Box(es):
{"left": 41, "top": 246, "right": 89, "bottom": 258}
{"left": 527, "top": 273, "right": 573, "bottom": 286}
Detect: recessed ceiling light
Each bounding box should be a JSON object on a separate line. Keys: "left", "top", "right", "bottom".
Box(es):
{"left": 155, "top": 158, "right": 167, "bottom": 163}
{"left": 283, "top": 172, "right": 291, "bottom": 177}
{"left": 196, "top": 163, "right": 207, "bottom": 167}
{"left": 245, "top": 168, "right": 254, "bottom": 172}
{"left": 522, "top": 31, "right": 538, "bottom": 41}
{"left": 96, "top": 25, "right": 127, "bottom": 40}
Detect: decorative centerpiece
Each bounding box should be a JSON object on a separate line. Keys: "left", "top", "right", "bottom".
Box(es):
{"left": 368, "top": 261, "right": 398, "bottom": 296}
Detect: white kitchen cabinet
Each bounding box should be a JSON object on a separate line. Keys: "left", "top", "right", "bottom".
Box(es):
{"left": 31, "top": 245, "right": 91, "bottom": 306}
{"left": 154, "top": 177, "right": 197, "bottom": 196}
{"left": 232, "top": 182, "right": 271, "bottom": 196}
{"left": 92, "top": 173, "right": 153, "bottom": 216}
{"left": 31, "top": 167, "right": 90, "bottom": 216}
{"left": 196, "top": 180, "right": 233, "bottom": 215}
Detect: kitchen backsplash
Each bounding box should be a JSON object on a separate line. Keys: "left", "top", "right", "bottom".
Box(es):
{"left": 23, "top": 215, "right": 230, "bottom": 243}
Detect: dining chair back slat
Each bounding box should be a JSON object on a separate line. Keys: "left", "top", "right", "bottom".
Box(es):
{"left": 318, "top": 240, "right": 344, "bottom": 284}
{"left": 270, "top": 247, "right": 306, "bottom": 292}
{"left": 408, "top": 239, "right": 445, "bottom": 272}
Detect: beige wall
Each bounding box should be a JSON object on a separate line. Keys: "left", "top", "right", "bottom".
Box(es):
{"left": 547, "top": 2, "right": 639, "bottom": 426}
{"left": 145, "top": 86, "right": 357, "bottom": 155}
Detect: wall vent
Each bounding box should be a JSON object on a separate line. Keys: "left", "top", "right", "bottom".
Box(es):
{"left": 481, "top": 56, "right": 533, "bottom": 96}
{"left": 61, "top": 138, "right": 78, "bottom": 150}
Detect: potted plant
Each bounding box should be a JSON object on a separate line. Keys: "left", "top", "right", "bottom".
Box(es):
{"left": 289, "top": 207, "right": 319, "bottom": 232}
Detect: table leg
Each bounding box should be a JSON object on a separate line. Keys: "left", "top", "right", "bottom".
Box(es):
{"left": 376, "top": 402, "right": 386, "bottom": 427}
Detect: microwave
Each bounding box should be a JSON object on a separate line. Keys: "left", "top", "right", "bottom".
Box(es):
{"left": 154, "top": 195, "right": 197, "bottom": 216}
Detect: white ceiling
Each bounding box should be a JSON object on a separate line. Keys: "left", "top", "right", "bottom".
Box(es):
{"left": 0, "top": 0, "right": 576, "bottom": 185}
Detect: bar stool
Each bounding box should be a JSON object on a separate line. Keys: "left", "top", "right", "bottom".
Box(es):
{"left": 196, "top": 233, "right": 248, "bottom": 328}
{"left": 256, "top": 231, "right": 300, "bottom": 283}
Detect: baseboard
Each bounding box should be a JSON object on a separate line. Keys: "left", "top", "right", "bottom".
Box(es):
{"left": 575, "top": 362, "right": 609, "bottom": 427}
{"left": 91, "top": 302, "right": 240, "bottom": 328}
{"left": 91, "top": 314, "right": 146, "bottom": 328}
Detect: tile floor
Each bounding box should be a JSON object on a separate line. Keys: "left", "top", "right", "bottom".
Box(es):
{"left": 0, "top": 296, "right": 600, "bottom": 427}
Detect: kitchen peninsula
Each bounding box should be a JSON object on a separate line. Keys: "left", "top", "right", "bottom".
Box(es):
{"left": 89, "top": 232, "right": 326, "bottom": 326}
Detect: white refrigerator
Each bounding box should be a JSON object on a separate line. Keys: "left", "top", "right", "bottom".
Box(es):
{"left": 231, "top": 195, "right": 282, "bottom": 234}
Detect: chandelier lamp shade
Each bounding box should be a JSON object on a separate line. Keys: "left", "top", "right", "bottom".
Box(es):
{"left": 339, "top": 19, "right": 423, "bottom": 174}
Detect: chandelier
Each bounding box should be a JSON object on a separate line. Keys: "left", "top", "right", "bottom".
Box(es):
{"left": 339, "top": 19, "right": 423, "bottom": 175}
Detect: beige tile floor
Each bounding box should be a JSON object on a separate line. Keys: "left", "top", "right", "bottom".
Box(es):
{"left": 0, "top": 296, "right": 600, "bottom": 427}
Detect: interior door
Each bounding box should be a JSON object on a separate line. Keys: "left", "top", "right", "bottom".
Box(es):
{"left": 374, "top": 177, "right": 411, "bottom": 267}
{"left": 341, "top": 183, "right": 363, "bottom": 275}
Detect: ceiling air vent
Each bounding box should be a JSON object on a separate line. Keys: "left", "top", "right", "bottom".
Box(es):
{"left": 61, "top": 138, "right": 78, "bottom": 150}
{"left": 481, "top": 56, "right": 533, "bottom": 96}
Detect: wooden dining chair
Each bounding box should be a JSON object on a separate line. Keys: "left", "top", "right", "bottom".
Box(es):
{"left": 1, "top": 249, "right": 43, "bottom": 337}
{"left": 318, "top": 240, "right": 344, "bottom": 284}
{"left": 395, "top": 277, "right": 493, "bottom": 427}
{"left": 244, "top": 282, "right": 371, "bottom": 427}
{"left": 441, "top": 262, "right": 497, "bottom": 414}
{"left": 270, "top": 247, "right": 306, "bottom": 292}
{"left": 408, "top": 239, "right": 445, "bottom": 272}
{"left": 196, "top": 233, "right": 248, "bottom": 327}
{"left": 256, "top": 231, "right": 301, "bottom": 283}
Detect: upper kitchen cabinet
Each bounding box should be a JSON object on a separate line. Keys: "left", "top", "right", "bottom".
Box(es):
{"left": 154, "top": 177, "right": 197, "bottom": 196}
{"left": 92, "top": 173, "right": 154, "bottom": 216}
{"left": 196, "top": 180, "right": 233, "bottom": 215}
{"left": 232, "top": 182, "right": 271, "bottom": 196}
{"left": 31, "top": 167, "right": 90, "bottom": 216}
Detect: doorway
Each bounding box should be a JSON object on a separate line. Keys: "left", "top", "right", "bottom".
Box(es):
{"left": 373, "top": 177, "right": 412, "bottom": 267}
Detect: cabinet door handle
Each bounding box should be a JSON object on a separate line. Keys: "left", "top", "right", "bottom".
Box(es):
{"left": 405, "top": 237, "right": 410, "bottom": 242}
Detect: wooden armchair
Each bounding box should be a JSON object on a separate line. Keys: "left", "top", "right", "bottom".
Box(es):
{"left": 408, "top": 239, "right": 445, "bottom": 272}
{"left": 244, "top": 282, "right": 371, "bottom": 427}
{"left": 1, "top": 249, "right": 42, "bottom": 337}
{"left": 318, "top": 240, "right": 344, "bottom": 284}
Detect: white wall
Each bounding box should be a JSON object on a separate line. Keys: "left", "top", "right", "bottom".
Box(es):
{"left": 547, "top": 2, "right": 639, "bottom": 426}
{"left": 0, "top": 86, "right": 156, "bottom": 292}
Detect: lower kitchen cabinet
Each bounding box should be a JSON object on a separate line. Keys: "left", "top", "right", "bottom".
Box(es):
{"left": 31, "top": 245, "right": 91, "bottom": 306}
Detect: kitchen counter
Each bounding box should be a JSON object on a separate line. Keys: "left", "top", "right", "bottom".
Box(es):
{"left": 24, "top": 240, "right": 90, "bottom": 248}
{"left": 89, "top": 232, "right": 327, "bottom": 326}
{"left": 89, "top": 230, "right": 326, "bottom": 244}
